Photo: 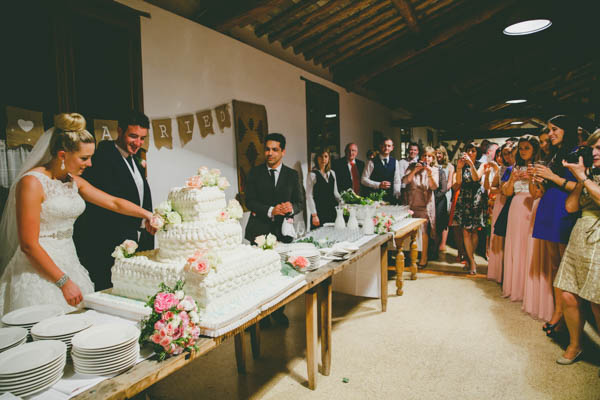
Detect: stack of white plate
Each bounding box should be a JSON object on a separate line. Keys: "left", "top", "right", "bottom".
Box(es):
{"left": 71, "top": 323, "right": 140, "bottom": 376}
{"left": 0, "top": 340, "right": 66, "bottom": 397}
{"left": 288, "top": 248, "right": 321, "bottom": 271}
{"left": 0, "top": 327, "right": 27, "bottom": 353}
{"left": 31, "top": 315, "right": 93, "bottom": 358}
{"left": 1, "top": 305, "right": 64, "bottom": 336}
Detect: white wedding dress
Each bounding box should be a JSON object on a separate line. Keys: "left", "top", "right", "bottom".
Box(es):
{"left": 0, "top": 171, "right": 95, "bottom": 315}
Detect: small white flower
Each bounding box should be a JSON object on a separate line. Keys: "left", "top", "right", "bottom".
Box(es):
{"left": 175, "top": 290, "right": 184, "bottom": 300}
{"left": 210, "top": 168, "right": 221, "bottom": 176}
{"left": 203, "top": 174, "right": 217, "bottom": 186}
{"left": 155, "top": 200, "right": 172, "bottom": 215}
{"left": 166, "top": 211, "right": 182, "bottom": 224}
{"left": 111, "top": 246, "right": 124, "bottom": 259}
{"left": 189, "top": 311, "right": 199, "bottom": 324}
{"left": 217, "top": 176, "right": 230, "bottom": 190}
{"left": 255, "top": 235, "right": 266, "bottom": 248}
{"left": 266, "top": 233, "right": 277, "bottom": 247}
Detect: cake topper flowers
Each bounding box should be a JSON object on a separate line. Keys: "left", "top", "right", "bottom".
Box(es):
{"left": 140, "top": 281, "right": 202, "bottom": 361}
{"left": 111, "top": 239, "right": 138, "bottom": 259}
{"left": 151, "top": 200, "right": 182, "bottom": 231}
{"left": 186, "top": 166, "right": 230, "bottom": 191}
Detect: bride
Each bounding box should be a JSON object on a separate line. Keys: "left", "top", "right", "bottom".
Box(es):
{"left": 0, "top": 113, "right": 155, "bottom": 315}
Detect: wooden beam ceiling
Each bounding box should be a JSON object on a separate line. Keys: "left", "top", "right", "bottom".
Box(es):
{"left": 215, "top": 0, "right": 287, "bottom": 31}
{"left": 390, "top": 0, "right": 421, "bottom": 34}
{"left": 267, "top": 0, "right": 342, "bottom": 44}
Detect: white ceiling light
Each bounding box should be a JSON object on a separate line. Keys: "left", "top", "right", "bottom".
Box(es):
{"left": 505, "top": 99, "right": 527, "bottom": 104}
{"left": 503, "top": 19, "right": 552, "bottom": 36}
{"left": 510, "top": 121, "right": 524, "bottom": 125}
{"left": 325, "top": 114, "right": 337, "bottom": 118}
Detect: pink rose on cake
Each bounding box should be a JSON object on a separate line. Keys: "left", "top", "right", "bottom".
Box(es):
{"left": 150, "top": 214, "right": 165, "bottom": 230}
{"left": 186, "top": 175, "right": 203, "bottom": 189}
{"left": 153, "top": 292, "right": 178, "bottom": 313}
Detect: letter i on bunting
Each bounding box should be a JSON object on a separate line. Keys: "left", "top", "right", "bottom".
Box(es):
{"left": 5, "top": 106, "right": 44, "bottom": 148}
{"left": 151, "top": 118, "right": 173, "bottom": 150}
{"left": 196, "top": 110, "right": 214, "bottom": 137}
{"left": 176, "top": 114, "right": 195, "bottom": 147}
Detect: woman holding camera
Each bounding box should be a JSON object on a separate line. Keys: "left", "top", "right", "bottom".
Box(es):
{"left": 403, "top": 146, "right": 439, "bottom": 267}
{"left": 530, "top": 115, "right": 579, "bottom": 335}
{"left": 307, "top": 150, "right": 341, "bottom": 229}
{"left": 453, "top": 143, "right": 487, "bottom": 274}
{"left": 552, "top": 129, "right": 600, "bottom": 365}
{"left": 502, "top": 136, "right": 540, "bottom": 300}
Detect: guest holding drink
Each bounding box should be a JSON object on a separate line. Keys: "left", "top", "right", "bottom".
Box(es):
{"left": 307, "top": 150, "right": 341, "bottom": 229}
{"left": 501, "top": 136, "right": 539, "bottom": 300}
{"left": 530, "top": 115, "right": 579, "bottom": 336}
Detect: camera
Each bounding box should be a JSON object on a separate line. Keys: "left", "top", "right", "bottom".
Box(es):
{"left": 566, "top": 146, "right": 593, "bottom": 167}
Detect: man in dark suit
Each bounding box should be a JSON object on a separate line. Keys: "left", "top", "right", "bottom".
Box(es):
{"left": 74, "top": 111, "right": 153, "bottom": 291}
{"left": 244, "top": 133, "right": 304, "bottom": 327}
{"left": 333, "top": 142, "right": 365, "bottom": 195}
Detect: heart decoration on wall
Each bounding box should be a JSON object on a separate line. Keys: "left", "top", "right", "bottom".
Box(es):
{"left": 5, "top": 106, "right": 45, "bottom": 148}
{"left": 17, "top": 119, "right": 34, "bottom": 132}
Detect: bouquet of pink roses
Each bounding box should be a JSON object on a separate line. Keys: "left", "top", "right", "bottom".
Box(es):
{"left": 140, "top": 281, "right": 202, "bottom": 361}
{"left": 373, "top": 212, "right": 396, "bottom": 234}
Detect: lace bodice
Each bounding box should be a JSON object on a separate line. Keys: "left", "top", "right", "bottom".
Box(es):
{"left": 22, "top": 171, "right": 85, "bottom": 238}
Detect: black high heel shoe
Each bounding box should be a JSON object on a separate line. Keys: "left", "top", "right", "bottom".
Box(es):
{"left": 544, "top": 321, "right": 563, "bottom": 338}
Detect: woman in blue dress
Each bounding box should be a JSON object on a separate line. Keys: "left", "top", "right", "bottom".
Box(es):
{"left": 530, "top": 115, "right": 580, "bottom": 336}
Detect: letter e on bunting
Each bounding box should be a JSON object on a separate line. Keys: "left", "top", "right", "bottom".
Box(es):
{"left": 214, "top": 104, "right": 231, "bottom": 133}
{"left": 195, "top": 110, "right": 214, "bottom": 137}
{"left": 176, "top": 114, "right": 195, "bottom": 147}
{"left": 93, "top": 119, "right": 118, "bottom": 143}
{"left": 151, "top": 118, "right": 173, "bottom": 150}
{"left": 5, "top": 106, "right": 44, "bottom": 148}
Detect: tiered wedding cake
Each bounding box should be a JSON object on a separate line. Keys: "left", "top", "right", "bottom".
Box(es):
{"left": 102, "top": 167, "right": 304, "bottom": 335}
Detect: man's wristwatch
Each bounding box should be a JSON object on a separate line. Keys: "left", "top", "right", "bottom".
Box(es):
{"left": 55, "top": 274, "right": 69, "bottom": 288}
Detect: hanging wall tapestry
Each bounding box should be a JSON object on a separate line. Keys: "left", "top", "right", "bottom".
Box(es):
{"left": 232, "top": 100, "right": 268, "bottom": 209}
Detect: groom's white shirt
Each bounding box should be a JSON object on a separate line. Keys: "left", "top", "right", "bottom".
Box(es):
{"left": 115, "top": 143, "right": 144, "bottom": 207}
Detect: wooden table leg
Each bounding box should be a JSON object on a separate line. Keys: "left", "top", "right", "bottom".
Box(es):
{"left": 380, "top": 243, "right": 388, "bottom": 311}
{"left": 318, "top": 277, "right": 332, "bottom": 376}
{"left": 234, "top": 332, "right": 246, "bottom": 374}
{"left": 395, "top": 238, "right": 405, "bottom": 296}
{"left": 410, "top": 231, "right": 418, "bottom": 280}
{"left": 250, "top": 323, "right": 260, "bottom": 360}
{"left": 306, "top": 288, "right": 318, "bottom": 390}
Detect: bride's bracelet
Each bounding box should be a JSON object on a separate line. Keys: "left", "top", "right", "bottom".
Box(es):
{"left": 55, "top": 274, "right": 69, "bottom": 288}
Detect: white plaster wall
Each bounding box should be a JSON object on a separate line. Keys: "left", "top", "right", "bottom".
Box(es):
{"left": 118, "top": 0, "right": 394, "bottom": 213}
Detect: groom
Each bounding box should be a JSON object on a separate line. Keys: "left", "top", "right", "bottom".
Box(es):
{"left": 74, "top": 111, "right": 153, "bottom": 291}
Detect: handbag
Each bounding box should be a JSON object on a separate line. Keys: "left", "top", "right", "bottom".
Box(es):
{"left": 280, "top": 216, "right": 296, "bottom": 243}
{"left": 493, "top": 196, "right": 513, "bottom": 237}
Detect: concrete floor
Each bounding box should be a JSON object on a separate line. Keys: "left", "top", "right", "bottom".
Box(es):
{"left": 137, "top": 272, "right": 600, "bottom": 400}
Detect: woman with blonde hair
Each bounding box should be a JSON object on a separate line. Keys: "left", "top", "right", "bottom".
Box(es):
{"left": 435, "top": 146, "right": 453, "bottom": 253}
{"left": 306, "top": 149, "right": 341, "bottom": 229}
{"left": 403, "top": 146, "right": 439, "bottom": 266}
{"left": 0, "top": 113, "right": 155, "bottom": 314}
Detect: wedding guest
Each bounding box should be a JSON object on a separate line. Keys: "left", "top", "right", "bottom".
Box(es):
{"left": 403, "top": 147, "right": 439, "bottom": 266}
{"left": 366, "top": 149, "right": 377, "bottom": 161}
{"left": 453, "top": 143, "right": 487, "bottom": 274}
{"left": 530, "top": 115, "right": 579, "bottom": 337}
{"left": 539, "top": 128, "right": 552, "bottom": 160}
{"left": 307, "top": 150, "right": 341, "bottom": 229}
{"left": 361, "top": 137, "right": 401, "bottom": 204}
{"left": 245, "top": 133, "right": 305, "bottom": 327}
{"left": 0, "top": 113, "right": 154, "bottom": 314}
{"left": 436, "top": 146, "right": 454, "bottom": 253}
{"left": 486, "top": 143, "right": 513, "bottom": 283}
{"left": 74, "top": 111, "right": 153, "bottom": 291}
{"left": 398, "top": 142, "right": 421, "bottom": 204}
{"left": 553, "top": 130, "right": 600, "bottom": 365}
{"left": 502, "top": 136, "right": 539, "bottom": 301}
{"left": 333, "top": 143, "right": 364, "bottom": 195}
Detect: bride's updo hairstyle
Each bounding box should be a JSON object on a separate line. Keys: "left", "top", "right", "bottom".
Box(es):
{"left": 49, "top": 113, "right": 95, "bottom": 156}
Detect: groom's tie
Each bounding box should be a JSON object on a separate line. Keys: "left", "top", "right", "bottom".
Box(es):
{"left": 126, "top": 156, "right": 135, "bottom": 170}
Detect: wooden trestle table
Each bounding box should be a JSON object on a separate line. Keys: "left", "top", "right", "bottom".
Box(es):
{"left": 72, "top": 219, "right": 426, "bottom": 399}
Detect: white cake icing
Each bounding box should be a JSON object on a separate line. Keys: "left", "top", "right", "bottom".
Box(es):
{"left": 110, "top": 171, "right": 294, "bottom": 325}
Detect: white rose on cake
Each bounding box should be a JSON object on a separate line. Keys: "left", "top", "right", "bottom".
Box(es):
{"left": 255, "top": 235, "right": 266, "bottom": 248}
{"left": 217, "top": 176, "right": 230, "bottom": 190}
{"left": 155, "top": 200, "right": 172, "bottom": 215}
{"left": 123, "top": 240, "right": 138, "bottom": 254}
{"left": 266, "top": 233, "right": 277, "bottom": 247}
{"left": 166, "top": 211, "right": 182, "bottom": 225}
{"left": 150, "top": 214, "right": 165, "bottom": 230}
{"left": 227, "top": 199, "right": 243, "bottom": 219}
{"left": 197, "top": 166, "right": 209, "bottom": 176}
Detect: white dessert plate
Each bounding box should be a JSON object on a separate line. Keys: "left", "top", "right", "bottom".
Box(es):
{"left": 72, "top": 344, "right": 139, "bottom": 363}
{"left": 75, "top": 359, "right": 136, "bottom": 376}
{"left": 0, "top": 360, "right": 64, "bottom": 388}
{"left": 74, "top": 351, "right": 138, "bottom": 371}
{"left": 9, "top": 369, "right": 64, "bottom": 397}
{"left": 1, "top": 304, "right": 64, "bottom": 326}
{"left": 0, "top": 340, "right": 66, "bottom": 375}
{"left": 0, "top": 327, "right": 28, "bottom": 350}
{"left": 31, "top": 314, "right": 92, "bottom": 337}
{"left": 71, "top": 334, "right": 138, "bottom": 355}
{"left": 0, "top": 357, "right": 64, "bottom": 383}
{"left": 71, "top": 323, "right": 139, "bottom": 351}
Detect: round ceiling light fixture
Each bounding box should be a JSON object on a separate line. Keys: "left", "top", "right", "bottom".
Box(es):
{"left": 510, "top": 121, "right": 524, "bottom": 125}
{"left": 506, "top": 99, "right": 527, "bottom": 104}
{"left": 503, "top": 19, "right": 552, "bottom": 36}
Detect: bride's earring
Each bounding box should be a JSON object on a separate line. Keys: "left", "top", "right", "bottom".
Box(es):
{"left": 61, "top": 159, "right": 65, "bottom": 170}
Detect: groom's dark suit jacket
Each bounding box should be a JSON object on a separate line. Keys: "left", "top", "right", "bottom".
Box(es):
{"left": 73, "top": 140, "right": 153, "bottom": 291}
{"left": 244, "top": 163, "right": 305, "bottom": 243}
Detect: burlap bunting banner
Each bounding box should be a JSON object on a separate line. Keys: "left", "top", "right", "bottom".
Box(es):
{"left": 5, "top": 106, "right": 44, "bottom": 148}
{"left": 214, "top": 104, "right": 231, "bottom": 133}
{"left": 176, "top": 114, "right": 195, "bottom": 147}
{"left": 93, "top": 119, "right": 118, "bottom": 143}
{"left": 196, "top": 110, "right": 214, "bottom": 137}
{"left": 151, "top": 118, "right": 173, "bottom": 150}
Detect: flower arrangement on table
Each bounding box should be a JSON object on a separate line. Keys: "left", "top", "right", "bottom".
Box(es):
{"left": 216, "top": 199, "right": 244, "bottom": 222}
{"left": 140, "top": 281, "right": 201, "bottom": 361}
{"left": 183, "top": 249, "right": 221, "bottom": 275}
{"left": 111, "top": 239, "right": 138, "bottom": 259}
{"left": 255, "top": 233, "right": 277, "bottom": 250}
{"left": 186, "top": 167, "right": 230, "bottom": 191}
{"left": 150, "top": 200, "right": 182, "bottom": 231}
{"left": 373, "top": 212, "right": 396, "bottom": 234}
{"left": 340, "top": 189, "right": 387, "bottom": 205}
{"left": 286, "top": 255, "right": 309, "bottom": 273}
